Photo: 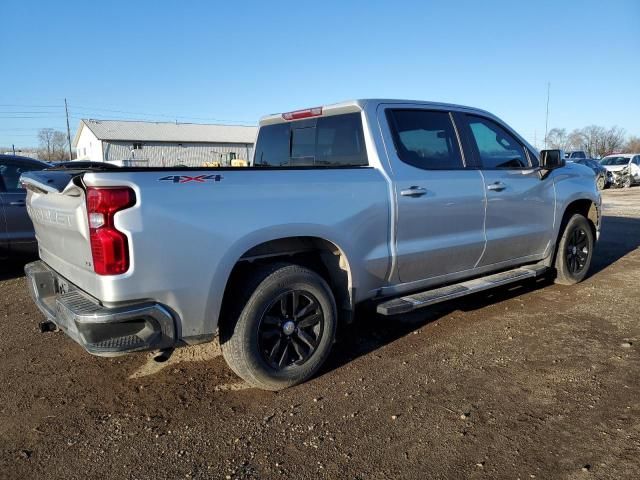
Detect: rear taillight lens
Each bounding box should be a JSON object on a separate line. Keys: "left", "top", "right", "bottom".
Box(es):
{"left": 86, "top": 187, "right": 135, "bottom": 275}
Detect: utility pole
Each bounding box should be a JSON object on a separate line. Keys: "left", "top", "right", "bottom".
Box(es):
{"left": 544, "top": 82, "right": 550, "bottom": 148}
{"left": 65, "top": 98, "right": 73, "bottom": 160}
{"left": 12, "top": 144, "right": 16, "bottom": 156}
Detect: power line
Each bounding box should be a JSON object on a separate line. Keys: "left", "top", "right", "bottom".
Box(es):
{"left": 0, "top": 101, "right": 255, "bottom": 124}
{"left": 0, "top": 127, "right": 67, "bottom": 131}
{"left": 0, "top": 104, "right": 60, "bottom": 108}
{"left": 0, "top": 111, "right": 63, "bottom": 114}
{"left": 0, "top": 115, "right": 67, "bottom": 119}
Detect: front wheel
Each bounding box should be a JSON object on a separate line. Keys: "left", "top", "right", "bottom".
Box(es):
{"left": 623, "top": 175, "right": 632, "bottom": 188}
{"left": 596, "top": 174, "right": 606, "bottom": 190}
{"left": 220, "top": 263, "right": 337, "bottom": 391}
{"left": 554, "top": 214, "right": 594, "bottom": 285}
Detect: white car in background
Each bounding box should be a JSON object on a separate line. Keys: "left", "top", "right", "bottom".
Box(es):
{"left": 599, "top": 154, "right": 640, "bottom": 188}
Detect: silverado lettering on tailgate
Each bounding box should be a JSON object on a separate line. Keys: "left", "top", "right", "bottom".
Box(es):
{"left": 27, "top": 206, "right": 74, "bottom": 228}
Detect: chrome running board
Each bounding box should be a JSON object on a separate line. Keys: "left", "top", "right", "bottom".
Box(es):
{"left": 376, "top": 265, "right": 547, "bottom": 316}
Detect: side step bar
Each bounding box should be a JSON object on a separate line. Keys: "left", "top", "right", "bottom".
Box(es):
{"left": 376, "top": 265, "right": 548, "bottom": 316}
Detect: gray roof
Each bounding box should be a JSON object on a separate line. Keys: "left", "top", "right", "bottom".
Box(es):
{"left": 73, "top": 119, "right": 257, "bottom": 146}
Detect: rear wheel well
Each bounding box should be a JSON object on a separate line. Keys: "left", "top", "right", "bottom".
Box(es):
{"left": 219, "top": 237, "right": 353, "bottom": 330}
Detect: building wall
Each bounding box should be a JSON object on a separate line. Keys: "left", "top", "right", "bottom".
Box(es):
{"left": 75, "top": 127, "right": 104, "bottom": 161}
{"left": 102, "top": 141, "right": 254, "bottom": 167}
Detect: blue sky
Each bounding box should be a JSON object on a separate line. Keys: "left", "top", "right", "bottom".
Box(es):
{"left": 1, "top": 0, "right": 638, "bottom": 149}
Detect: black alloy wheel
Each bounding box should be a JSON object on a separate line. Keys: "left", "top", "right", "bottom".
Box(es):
{"left": 565, "top": 226, "right": 590, "bottom": 275}
{"left": 258, "top": 289, "right": 324, "bottom": 370}
{"left": 220, "top": 263, "right": 337, "bottom": 390}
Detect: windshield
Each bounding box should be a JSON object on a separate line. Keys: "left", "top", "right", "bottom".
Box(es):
{"left": 600, "top": 156, "right": 630, "bottom": 166}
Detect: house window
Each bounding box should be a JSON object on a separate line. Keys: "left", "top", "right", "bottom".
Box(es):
{"left": 133, "top": 142, "right": 143, "bottom": 150}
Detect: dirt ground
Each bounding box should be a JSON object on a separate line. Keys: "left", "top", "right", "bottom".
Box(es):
{"left": 1, "top": 188, "right": 639, "bottom": 480}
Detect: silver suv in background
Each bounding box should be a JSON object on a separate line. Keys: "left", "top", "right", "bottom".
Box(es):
{"left": 22, "top": 99, "right": 601, "bottom": 390}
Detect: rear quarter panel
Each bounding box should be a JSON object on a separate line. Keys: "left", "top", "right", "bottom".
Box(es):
{"left": 82, "top": 168, "right": 391, "bottom": 339}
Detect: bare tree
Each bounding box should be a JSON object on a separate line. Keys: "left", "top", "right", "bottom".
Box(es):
{"left": 625, "top": 135, "right": 640, "bottom": 153}
{"left": 51, "top": 131, "right": 68, "bottom": 160}
{"left": 579, "top": 125, "right": 606, "bottom": 158}
{"left": 542, "top": 125, "right": 637, "bottom": 157}
{"left": 601, "top": 126, "right": 626, "bottom": 156}
{"left": 567, "top": 129, "right": 586, "bottom": 152}
{"left": 545, "top": 128, "right": 569, "bottom": 150}
{"left": 37, "top": 128, "right": 71, "bottom": 161}
{"left": 37, "top": 128, "right": 55, "bottom": 161}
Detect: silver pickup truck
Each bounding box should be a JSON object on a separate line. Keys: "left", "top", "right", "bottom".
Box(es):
{"left": 22, "top": 99, "right": 601, "bottom": 390}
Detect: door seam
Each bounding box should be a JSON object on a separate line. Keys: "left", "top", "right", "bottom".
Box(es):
{"left": 474, "top": 169, "right": 488, "bottom": 268}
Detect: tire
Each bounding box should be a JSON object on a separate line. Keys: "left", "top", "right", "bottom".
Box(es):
{"left": 596, "top": 174, "right": 606, "bottom": 190}
{"left": 623, "top": 176, "right": 632, "bottom": 188}
{"left": 220, "top": 263, "right": 337, "bottom": 391}
{"left": 554, "top": 214, "right": 594, "bottom": 285}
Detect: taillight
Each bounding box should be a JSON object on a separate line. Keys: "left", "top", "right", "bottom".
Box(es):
{"left": 281, "top": 106, "right": 323, "bottom": 121}
{"left": 86, "top": 187, "right": 135, "bottom": 275}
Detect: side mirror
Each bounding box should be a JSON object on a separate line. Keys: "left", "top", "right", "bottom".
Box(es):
{"left": 540, "top": 149, "right": 565, "bottom": 170}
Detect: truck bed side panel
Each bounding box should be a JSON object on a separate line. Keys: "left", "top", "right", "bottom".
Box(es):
{"left": 77, "top": 168, "right": 390, "bottom": 338}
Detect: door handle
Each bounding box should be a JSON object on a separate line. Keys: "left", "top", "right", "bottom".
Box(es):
{"left": 9, "top": 200, "right": 26, "bottom": 206}
{"left": 400, "top": 186, "right": 428, "bottom": 197}
{"left": 487, "top": 182, "right": 507, "bottom": 192}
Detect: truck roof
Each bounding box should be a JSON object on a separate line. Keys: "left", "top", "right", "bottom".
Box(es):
{"left": 259, "top": 99, "right": 495, "bottom": 126}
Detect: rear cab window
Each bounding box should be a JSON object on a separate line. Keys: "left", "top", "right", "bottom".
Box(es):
{"left": 253, "top": 112, "right": 368, "bottom": 167}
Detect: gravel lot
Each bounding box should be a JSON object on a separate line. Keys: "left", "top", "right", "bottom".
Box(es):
{"left": 1, "top": 188, "right": 639, "bottom": 480}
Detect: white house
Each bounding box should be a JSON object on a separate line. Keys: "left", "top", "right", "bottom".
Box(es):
{"left": 72, "top": 119, "right": 258, "bottom": 167}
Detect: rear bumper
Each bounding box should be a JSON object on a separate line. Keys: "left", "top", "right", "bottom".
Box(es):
{"left": 25, "top": 261, "right": 176, "bottom": 356}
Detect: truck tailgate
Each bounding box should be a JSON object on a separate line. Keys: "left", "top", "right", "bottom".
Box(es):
{"left": 21, "top": 171, "right": 95, "bottom": 286}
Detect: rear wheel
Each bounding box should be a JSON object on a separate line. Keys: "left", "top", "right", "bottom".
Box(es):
{"left": 220, "top": 263, "right": 337, "bottom": 391}
{"left": 554, "top": 214, "right": 594, "bottom": 285}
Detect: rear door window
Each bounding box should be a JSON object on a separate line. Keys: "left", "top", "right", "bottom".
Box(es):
{"left": 253, "top": 112, "right": 368, "bottom": 167}
{"left": 465, "top": 115, "right": 529, "bottom": 169}
{"left": 386, "top": 110, "right": 464, "bottom": 170}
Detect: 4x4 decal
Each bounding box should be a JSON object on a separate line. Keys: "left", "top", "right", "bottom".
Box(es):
{"left": 159, "top": 174, "right": 223, "bottom": 184}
